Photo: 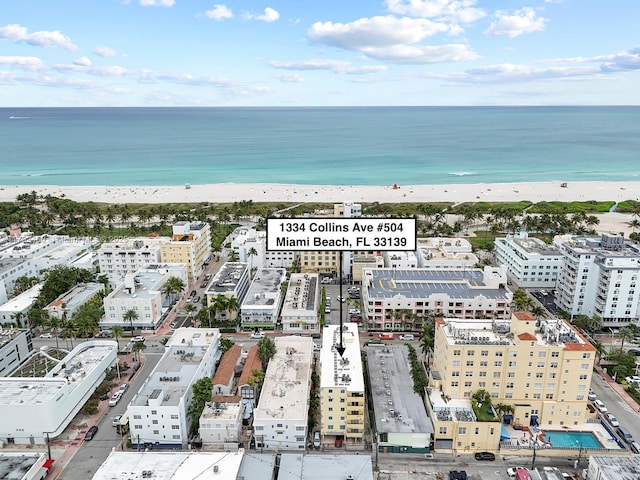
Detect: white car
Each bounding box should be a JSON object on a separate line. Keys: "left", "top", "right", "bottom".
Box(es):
{"left": 594, "top": 400, "right": 607, "bottom": 413}
{"left": 132, "top": 336, "right": 145, "bottom": 343}
{"left": 399, "top": 334, "right": 415, "bottom": 341}
{"left": 109, "top": 392, "right": 122, "bottom": 407}
{"left": 605, "top": 413, "right": 620, "bottom": 427}
{"left": 588, "top": 389, "right": 597, "bottom": 401}
{"left": 313, "top": 343, "right": 322, "bottom": 351}
{"left": 250, "top": 331, "right": 266, "bottom": 339}
{"left": 40, "top": 333, "right": 53, "bottom": 339}
{"left": 507, "top": 468, "right": 527, "bottom": 477}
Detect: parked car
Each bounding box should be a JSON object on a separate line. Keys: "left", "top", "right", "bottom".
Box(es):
{"left": 250, "top": 331, "right": 266, "bottom": 339}
{"left": 313, "top": 343, "right": 322, "bottom": 351}
{"left": 628, "top": 349, "right": 640, "bottom": 356}
{"left": 588, "top": 389, "right": 597, "bottom": 401}
{"left": 40, "top": 333, "right": 53, "bottom": 339}
{"left": 336, "top": 296, "right": 345, "bottom": 303}
{"left": 399, "top": 334, "right": 415, "bottom": 341}
{"left": 474, "top": 451, "right": 496, "bottom": 461}
{"left": 118, "top": 383, "right": 129, "bottom": 393}
{"left": 450, "top": 471, "right": 468, "bottom": 480}
{"left": 189, "top": 290, "right": 197, "bottom": 297}
{"left": 200, "top": 282, "right": 208, "bottom": 288}
{"left": 109, "top": 392, "right": 122, "bottom": 407}
{"left": 85, "top": 425, "right": 99, "bottom": 441}
{"left": 133, "top": 336, "right": 145, "bottom": 343}
{"left": 594, "top": 400, "right": 608, "bottom": 413}
{"left": 605, "top": 413, "right": 620, "bottom": 427}
{"left": 507, "top": 468, "right": 528, "bottom": 477}
{"left": 313, "top": 432, "right": 321, "bottom": 449}
{"left": 193, "top": 296, "right": 201, "bottom": 303}
{"left": 112, "top": 415, "right": 123, "bottom": 427}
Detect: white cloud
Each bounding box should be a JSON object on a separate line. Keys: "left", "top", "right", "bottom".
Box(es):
{"left": 95, "top": 46, "right": 125, "bottom": 57}
{"left": 0, "top": 55, "right": 45, "bottom": 71}
{"left": 308, "top": 16, "right": 453, "bottom": 50}
{"left": 244, "top": 7, "right": 280, "bottom": 23}
{"left": 274, "top": 73, "right": 304, "bottom": 83}
{"left": 74, "top": 57, "right": 92, "bottom": 67}
{"left": 269, "top": 59, "right": 388, "bottom": 75}
{"left": 139, "top": 0, "right": 175, "bottom": 6}
{"left": 484, "top": 7, "right": 547, "bottom": 38}
{"left": 204, "top": 4, "right": 233, "bottom": 20}
{"left": 385, "top": 0, "right": 485, "bottom": 23}
{"left": 0, "top": 24, "right": 77, "bottom": 50}
{"left": 365, "top": 43, "right": 478, "bottom": 64}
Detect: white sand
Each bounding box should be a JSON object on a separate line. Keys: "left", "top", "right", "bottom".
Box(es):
{"left": 1, "top": 181, "right": 639, "bottom": 205}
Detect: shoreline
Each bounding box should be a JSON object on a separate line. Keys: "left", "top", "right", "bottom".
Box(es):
{"left": 1, "top": 181, "right": 639, "bottom": 205}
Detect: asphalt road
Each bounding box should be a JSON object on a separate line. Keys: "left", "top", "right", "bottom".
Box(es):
{"left": 57, "top": 351, "right": 163, "bottom": 480}
{"left": 590, "top": 371, "right": 640, "bottom": 443}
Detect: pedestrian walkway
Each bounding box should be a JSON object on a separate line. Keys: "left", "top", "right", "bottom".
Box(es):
{"left": 595, "top": 364, "right": 640, "bottom": 413}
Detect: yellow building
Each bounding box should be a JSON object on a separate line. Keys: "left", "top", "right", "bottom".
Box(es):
{"left": 319, "top": 324, "right": 366, "bottom": 447}
{"left": 159, "top": 221, "right": 211, "bottom": 284}
{"left": 428, "top": 312, "right": 596, "bottom": 451}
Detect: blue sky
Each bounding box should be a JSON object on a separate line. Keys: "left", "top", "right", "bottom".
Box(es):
{"left": 1, "top": 0, "right": 639, "bottom": 106}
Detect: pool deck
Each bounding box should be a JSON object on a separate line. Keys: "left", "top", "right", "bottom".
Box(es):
{"left": 503, "top": 423, "right": 622, "bottom": 450}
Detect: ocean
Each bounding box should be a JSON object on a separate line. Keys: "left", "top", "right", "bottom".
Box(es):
{"left": 1, "top": 106, "right": 639, "bottom": 187}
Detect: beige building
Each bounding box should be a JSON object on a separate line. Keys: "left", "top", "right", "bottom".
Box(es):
{"left": 159, "top": 221, "right": 211, "bottom": 283}
{"left": 319, "top": 324, "right": 365, "bottom": 447}
{"left": 428, "top": 312, "right": 596, "bottom": 451}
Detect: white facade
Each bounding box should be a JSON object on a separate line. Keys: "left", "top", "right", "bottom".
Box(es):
{"left": 102, "top": 264, "right": 188, "bottom": 330}
{"left": 587, "top": 455, "right": 640, "bottom": 480}
{"left": 0, "top": 329, "right": 33, "bottom": 377}
{"left": 98, "top": 237, "right": 168, "bottom": 282}
{"left": 199, "top": 399, "right": 244, "bottom": 446}
{"left": 240, "top": 268, "right": 286, "bottom": 330}
{"left": 0, "top": 340, "right": 117, "bottom": 444}
{"left": 383, "top": 251, "right": 418, "bottom": 269}
{"left": 494, "top": 232, "right": 563, "bottom": 288}
{"left": 416, "top": 237, "right": 478, "bottom": 269}
{"left": 205, "top": 262, "right": 250, "bottom": 319}
{"left": 127, "top": 328, "right": 220, "bottom": 448}
{"left": 362, "top": 266, "right": 512, "bottom": 331}
{"left": 253, "top": 336, "right": 313, "bottom": 450}
{"left": 0, "top": 283, "right": 43, "bottom": 325}
{"left": 232, "top": 227, "right": 295, "bottom": 269}
{"left": 281, "top": 273, "right": 320, "bottom": 333}
{"left": 554, "top": 234, "right": 640, "bottom": 327}
{"left": 0, "top": 453, "right": 49, "bottom": 480}
{"left": 44, "top": 282, "right": 104, "bottom": 320}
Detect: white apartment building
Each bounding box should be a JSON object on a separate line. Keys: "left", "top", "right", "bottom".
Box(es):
{"left": 240, "top": 268, "right": 286, "bottom": 330}
{"left": 102, "top": 264, "right": 188, "bottom": 330}
{"left": 232, "top": 227, "right": 296, "bottom": 270}
{"left": 319, "top": 324, "right": 365, "bottom": 446}
{"left": 494, "top": 232, "right": 563, "bottom": 288}
{"left": 554, "top": 234, "right": 640, "bottom": 327}
{"left": 253, "top": 336, "right": 313, "bottom": 450}
{"left": 0, "top": 283, "right": 43, "bottom": 325}
{"left": 416, "top": 238, "right": 478, "bottom": 269}
{"left": 127, "top": 328, "right": 220, "bottom": 449}
{"left": 362, "top": 267, "right": 512, "bottom": 331}
{"left": 0, "top": 340, "right": 117, "bottom": 444}
{"left": 0, "top": 329, "right": 33, "bottom": 377}
{"left": 205, "top": 262, "right": 250, "bottom": 321}
{"left": 281, "top": 273, "right": 320, "bottom": 334}
{"left": 587, "top": 455, "right": 640, "bottom": 480}
{"left": 383, "top": 251, "right": 418, "bottom": 269}
{"left": 0, "top": 452, "right": 49, "bottom": 480}
{"left": 44, "top": 282, "right": 104, "bottom": 320}
{"left": 98, "top": 237, "right": 169, "bottom": 282}
{"left": 199, "top": 397, "right": 244, "bottom": 447}
{"left": 160, "top": 221, "right": 211, "bottom": 283}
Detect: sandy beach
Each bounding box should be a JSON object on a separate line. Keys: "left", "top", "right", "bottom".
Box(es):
{"left": 1, "top": 181, "right": 639, "bottom": 205}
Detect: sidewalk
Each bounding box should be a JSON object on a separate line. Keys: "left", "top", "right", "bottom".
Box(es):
{"left": 595, "top": 364, "right": 640, "bottom": 412}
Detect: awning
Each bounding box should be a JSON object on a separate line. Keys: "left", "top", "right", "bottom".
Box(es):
{"left": 500, "top": 424, "right": 510, "bottom": 441}
{"left": 120, "top": 411, "right": 129, "bottom": 426}
{"left": 43, "top": 459, "right": 55, "bottom": 469}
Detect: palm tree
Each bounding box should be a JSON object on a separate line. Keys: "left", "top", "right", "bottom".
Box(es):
{"left": 209, "top": 295, "right": 229, "bottom": 324}
{"left": 247, "top": 247, "right": 258, "bottom": 279}
{"left": 161, "top": 276, "right": 186, "bottom": 303}
{"left": 111, "top": 325, "right": 125, "bottom": 349}
{"left": 60, "top": 320, "right": 76, "bottom": 349}
{"left": 226, "top": 296, "right": 240, "bottom": 323}
{"left": 123, "top": 309, "right": 139, "bottom": 337}
{"left": 44, "top": 315, "right": 63, "bottom": 350}
{"left": 617, "top": 324, "right": 639, "bottom": 351}
{"left": 131, "top": 340, "right": 147, "bottom": 362}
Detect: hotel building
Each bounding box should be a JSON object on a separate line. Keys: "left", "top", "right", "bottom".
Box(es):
{"left": 253, "top": 336, "right": 313, "bottom": 450}
{"left": 97, "top": 237, "right": 168, "bottom": 282}
{"left": 319, "top": 324, "right": 365, "bottom": 447}
{"left": 204, "top": 262, "right": 250, "bottom": 322}
{"left": 159, "top": 221, "right": 211, "bottom": 283}
{"left": 240, "top": 268, "right": 286, "bottom": 330}
{"left": 416, "top": 238, "right": 478, "bottom": 269}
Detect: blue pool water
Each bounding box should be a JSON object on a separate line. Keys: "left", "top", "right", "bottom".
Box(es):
{"left": 543, "top": 431, "right": 603, "bottom": 449}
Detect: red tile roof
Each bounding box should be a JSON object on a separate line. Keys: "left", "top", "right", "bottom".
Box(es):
{"left": 212, "top": 345, "right": 242, "bottom": 386}
{"left": 513, "top": 311, "right": 535, "bottom": 321}
{"left": 518, "top": 332, "right": 537, "bottom": 341}
{"left": 238, "top": 345, "right": 262, "bottom": 386}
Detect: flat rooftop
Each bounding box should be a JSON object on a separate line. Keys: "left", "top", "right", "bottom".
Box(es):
{"left": 100, "top": 237, "right": 169, "bottom": 251}
{"left": 92, "top": 451, "right": 243, "bottom": 480}
{"left": 282, "top": 273, "right": 318, "bottom": 312}
{"left": 0, "top": 453, "right": 46, "bottom": 480}
{"left": 320, "top": 324, "right": 364, "bottom": 392}
{"left": 589, "top": 455, "right": 640, "bottom": 480}
{"left": 132, "top": 329, "right": 219, "bottom": 407}
{"left": 242, "top": 268, "right": 285, "bottom": 307}
{"left": 366, "top": 269, "right": 509, "bottom": 299}
{"left": 207, "top": 262, "right": 247, "bottom": 295}
{"left": 254, "top": 336, "right": 313, "bottom": 421}
{"left": 201, "top": 402, "right": 242, "bottom": 422}
{"left": 429, "top": 389, "right": 476, "bottom": 422}
{"left": 505, "top": 235, "right": 561, "bottom": 256}
{"left": 0, "top": 283, "right": 43, "bottom": 312}
{"left": 278, "top": 454, "right": 373, "bottom": 480}
{"left": 1, "top": 341, "right": 117, "bottom": 406}
{"left": 0, "top": 328, "right": 29, "bottom": 350}
{"left": 364, "top": 345, "right": 433, "bottom": 435}
{"left": 111, "top": 264, "right": 185, "bottom": 300}
{"left": 46, "top": 282, "right": 103, "bottom": 311}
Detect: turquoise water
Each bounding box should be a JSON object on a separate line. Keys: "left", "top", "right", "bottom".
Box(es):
{"left": 543, "top": 430, "right": 603, "bottom": 449}
{"left": 1, "top": 107, "right": 639, "bottom": 187}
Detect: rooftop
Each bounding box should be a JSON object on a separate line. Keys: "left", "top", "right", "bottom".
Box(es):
{"left": 0, "top": 283, "right": 43, "bottom": 312}
{"left": 201, "top": 400, "right": 242, "bottom": 422}
{"left": 589, "top": 455, "right": 640, "bottom": 480}
{"left": 242, "top": 268, "right": 285, "bottom": 307}
{"left": 0, "top": 453, "right": 47, "bottom": 480}
{"left": 428, "top": 389, "right": 477, "bottom": 423}
{"left": 237, "top": 345, "right": 261, "bottom": 386}
{"left": 254, "top": 336, "right": 313, "bottom": 421}
{"left": 0, "top": 328, "right": 29, "bottom": 351}
{"left": 212, "top": 345, "right": 242, "bottom": 387}
{"left": 364, "top": 345, "right": 433, "bottom": 435}
{"left": 99, "top": 237, "right": 169, "bottom": 251}
{"left": 132, "top": 328, "right": 219, "bottom": 408}
{"left": 282, "top": 273, "right": 318, "bottom": 312}
{"left": 207, "top": 262, "right": 247, "bottom": 295}
{"left": 500, "top": 234, "right": 561, "bottom": 256}
{"left": 320, "top": 324, "right": 364, "bottom": 392}
{"left": 365, "top": 268, "right": 509, "bottom": 300}
{"left": 45, "top": 282, "right": 103, "bottom": 311}
{"left": 109, "top": 264, "right": 185, "bottom": 301}
{"left": 0, "top": 341, "right": 117, "bottom": 406}
{"left": 278, "top": 454, "right": 373, "bottom": 480}
{"left": 92, "top": 451, "right": 243, "bottom": 480}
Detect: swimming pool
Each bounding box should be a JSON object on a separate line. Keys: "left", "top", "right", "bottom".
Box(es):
{"left": 542, "top": 430, "right": 603, "bottom": 449}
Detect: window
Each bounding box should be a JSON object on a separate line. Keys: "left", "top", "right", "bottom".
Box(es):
{"left": 466, "top": 371, "right": 473, "bottom": 377}
{"left": 494, "top": 361, "right": 502, "bottom": 367}
{"left": 152, "top": 420, "right": 158, "bottom": 424}
{"left": 458, "top": 427, "right": 467, "bottom": 435}
{"left": 170, "top": 414, "right": 179, "bottom": 420}
{"left": 454, "top": 350, "right": 461, "bottom": 356}
{"left": 439, "top": 427, "right": 447, "bottom": 434}
{"left": 536, "top": 372, "right": 543, "bottom": 378}
{"left": 493, "top": 372, "right": 501, "bottom": 378}
{"left": 133, "top": 415, "right": 142, "bottom": 420}
{"left": 467, "top": 350, "right": 475, "bottom": 356}
{"left": 538, "top": 351, "right": 546, "bottom": 357}
{"left": 153, "top": 430, "right": 159, "bottom": 435}
{"left": 480, "top": 361, "right": 488, "bottom": 367}
{"left": 451, "top": 381, "right": 459, "bottom": 387}
{"left": 479, "top": 371, "right": 486, "bottom": 377}
{"left": 172, "top": 435, "right": 180, "bottom": 440}
{"left": 466, "top": 361, "right": 474, "bottom": 366}
{"left": 464, "top": 381, "right": 472, "bottom": 387}
{"left": 551, "top": 351, "right": 559, "bottom": 357}
{"left": 172, "top": 425, "right": 180, "bottom": 430}
{"left": 481, "top": 350, "right": 488, "bottom": 356}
